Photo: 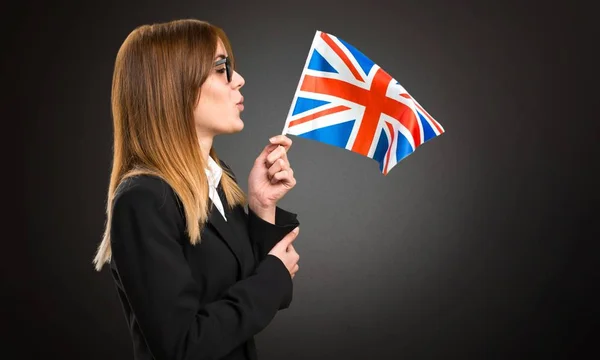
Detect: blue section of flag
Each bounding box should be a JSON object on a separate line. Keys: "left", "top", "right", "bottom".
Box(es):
{"left": 418, "top": 112, "right": 436, "bottom": 143}
{"left": 292, "top": 97, "right": 331, "bottom": 116}
{"left": 372, "top": 128, "right": 389, "bottom": 172}
{"left": 307, "top": 49, "right": 338, "bottom": 73}
{"left": 396, "top": 132, "right": 414, "bottom": 162}
{"left": 337, "top": 38, "right": 375, "bottom": 76}
{"left": 298, "top": 120, "right": 355, "bottom": 148}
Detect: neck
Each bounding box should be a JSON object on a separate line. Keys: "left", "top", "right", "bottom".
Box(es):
{"left": 196, "top": 132, "right": 214, "bottom": 164}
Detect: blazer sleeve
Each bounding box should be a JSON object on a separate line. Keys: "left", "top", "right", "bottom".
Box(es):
{"left": 247, "top": 206, "right": 300, "bottom": 264}
{"left": 110, "top": 180, "right": 292, "bottom": 360}
{"left": 219, "top": 159, "right": 300, "bottom": 264}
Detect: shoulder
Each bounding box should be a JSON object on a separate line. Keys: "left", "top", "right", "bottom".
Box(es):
{"left": 113, "top": 175, "right": 181, "bottom": 214}
{"left": 109, "top": 175, "right": 186, "bottom": 254}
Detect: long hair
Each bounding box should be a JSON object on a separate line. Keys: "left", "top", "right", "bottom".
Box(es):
{"left": 93, "top": 19, "right": 246, "bottom": 271}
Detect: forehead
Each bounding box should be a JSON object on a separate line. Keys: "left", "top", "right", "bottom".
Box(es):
{"left": 215, "top": 38, "right": 227, "bottom": 58}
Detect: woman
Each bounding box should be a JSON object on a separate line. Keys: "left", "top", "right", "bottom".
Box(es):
{"left": 92, "top": 18, "right": 301, "bottom": 360}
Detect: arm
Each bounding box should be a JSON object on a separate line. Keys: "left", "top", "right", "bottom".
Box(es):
{"left": 220, "top": 160, "right": 300, "bottom": 264}
{"left": 110, "top": 181, "right": 292, "bottom": 360}
{"left": 247, "top": 205, "right": 299, "bottom": 264}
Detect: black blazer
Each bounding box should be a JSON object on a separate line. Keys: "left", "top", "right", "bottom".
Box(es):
{"left": 108, "top": 162, "right": 300, "bottom": 360}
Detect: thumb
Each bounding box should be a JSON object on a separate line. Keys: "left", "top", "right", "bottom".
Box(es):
{"left": 279, "top": 227, "right": 299, "bottom": 248}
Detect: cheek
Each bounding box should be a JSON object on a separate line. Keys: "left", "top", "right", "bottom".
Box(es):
{"left": 195, "top": 80, "right": 234, "bottom": 126}
{"left": 196, "top": 88, "right": 217, "bottom": 117}
{"left": 202, "top": 84, "right": 230, "bottom": 107}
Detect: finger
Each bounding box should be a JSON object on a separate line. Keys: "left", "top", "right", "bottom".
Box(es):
{"left": 276, "top": 171, "right": 296, "bottom": 187}
{"left": 267, "top": 159, "right": 286, "bottom": 179}
{"left": 270, "top": 170, "right": 288, "bottom": 184}
{"left": 271, "top": 169, "right": 296, "bottom": 186}
{"left": 278, "top": 149, "right": 290, "bottom": 169}
{"left": 269, "top": 135, "right": 293, "bottom": 151}
{"left": 266, "top": 145, "right": 287, "bottom": 167}
{"left": 255, "top": 143, "right": 279, "bottom": 165}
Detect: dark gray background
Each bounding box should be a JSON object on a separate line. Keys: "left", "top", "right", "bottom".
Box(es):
{"left": 17, "top": 0, "right": 597, "bottom": 359}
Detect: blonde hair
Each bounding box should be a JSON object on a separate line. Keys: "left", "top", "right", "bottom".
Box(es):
{"left": 93, "top": 19, "right": 246, "bottom": 271}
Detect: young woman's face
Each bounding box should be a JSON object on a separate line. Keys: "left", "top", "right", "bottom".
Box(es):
{"left": 193, "top": 39, "right": 245, "bottom": 139}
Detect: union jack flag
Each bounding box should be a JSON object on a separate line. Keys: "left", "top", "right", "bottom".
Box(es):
{"left": 282, "top": 30, "right": 445, "bottom": 175}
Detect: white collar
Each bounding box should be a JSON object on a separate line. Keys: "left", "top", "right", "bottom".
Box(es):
{"left": 205, "top": 156, "right": 223, "bottom": 189}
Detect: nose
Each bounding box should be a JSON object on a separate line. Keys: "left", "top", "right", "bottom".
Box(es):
{"left": 232, "top": 70, "right": 245, "bottom": 89}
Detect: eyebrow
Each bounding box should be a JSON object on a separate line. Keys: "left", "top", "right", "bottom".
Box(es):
{"left": 214, "top": 54, "right": 227, "bottom": 60}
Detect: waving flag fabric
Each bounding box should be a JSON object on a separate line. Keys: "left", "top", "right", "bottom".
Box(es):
{"left": 281, "top": 30, "right": 445, "bottom": 175}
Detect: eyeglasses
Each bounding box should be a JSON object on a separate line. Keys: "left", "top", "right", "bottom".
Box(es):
{"left": 214, "top": 56, "right": 232, "bottom": 83}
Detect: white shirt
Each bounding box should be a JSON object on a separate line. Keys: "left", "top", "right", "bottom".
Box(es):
{"left": 205, "top": 156, "right": 227, "bottom": 221}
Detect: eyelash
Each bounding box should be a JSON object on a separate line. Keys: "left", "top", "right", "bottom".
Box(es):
{"left": 216, "top": 68, "right": 226, "bottom": 74}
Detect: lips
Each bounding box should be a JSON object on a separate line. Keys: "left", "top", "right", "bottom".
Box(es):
{"left": 236, "top": 96, "right": 244, "bottom": 111}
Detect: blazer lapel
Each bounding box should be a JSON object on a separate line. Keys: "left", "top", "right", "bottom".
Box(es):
{"left": 207, "top": 191, "right": 244, "bottom": 280}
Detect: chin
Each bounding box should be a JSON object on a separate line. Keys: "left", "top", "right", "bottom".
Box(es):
{"left": 233, "top": 117, "right": 244, "bottom": 132}
{"left": 224, "top": 118, "right": 244, "bottom": 134}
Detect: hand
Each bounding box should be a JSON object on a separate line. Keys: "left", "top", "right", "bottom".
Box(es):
{"left": 268, "top": 227, "right": 300, "bottom": 278}
{"left": 248, "top": 135, "right": 296, "bottom": 213}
